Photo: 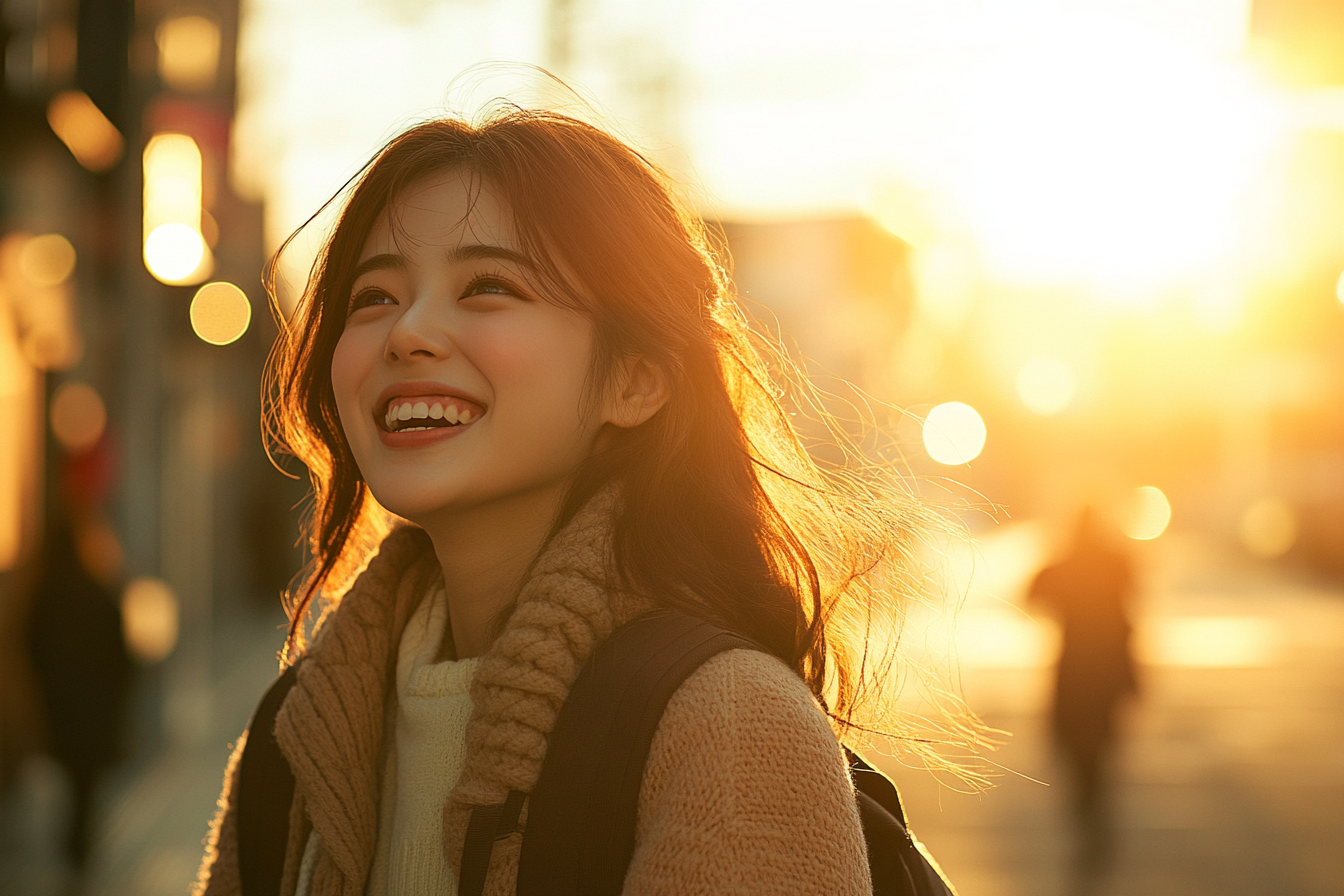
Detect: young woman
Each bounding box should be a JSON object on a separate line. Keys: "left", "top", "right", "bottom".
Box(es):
{"left": 194, "top": 108, "right": 954, "bottom": 896}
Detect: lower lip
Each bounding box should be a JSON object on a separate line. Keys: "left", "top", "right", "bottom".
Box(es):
{"left": 377, "top": 420, "right": 475, "bottom": 448}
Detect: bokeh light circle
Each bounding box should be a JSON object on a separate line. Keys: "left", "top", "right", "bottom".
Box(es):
{"left": 144, "top": 222, "right": 206, "bottom": 283}
{"left": 18, "top": 233, "right": 77, "bottom": 286}
{"left": 922, "top": 402, "right": 987, "bottom": 465}
{"left": 1123, "top": 486, "right": 1171, "bottom": 540}
{"left": 1016, "top": 356, "right": 1076, "bottom": 416}
{"left": 190, "top": 281, "right": 252, "bottom": 345}
{"left": 1238, "top": 497, "right": 1297, "bottom": 559}
{"left": 49, "top": 381, "right": 107, "bottom": 452}
{"left": 121, "top": 577, "right": 179, "bottom": 663}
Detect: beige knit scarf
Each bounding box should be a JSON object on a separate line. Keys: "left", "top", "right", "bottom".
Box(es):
{"left": 272, "top": 491, "right": 652, "bottom": 896}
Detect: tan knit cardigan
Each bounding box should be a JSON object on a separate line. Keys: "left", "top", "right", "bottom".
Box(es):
{"left": 194, "top": 496, "right": 872, "bottom": 896}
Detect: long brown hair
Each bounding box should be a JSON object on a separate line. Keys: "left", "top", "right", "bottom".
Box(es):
{"left": 264, "top": 108, "right": 967, "bottom": 751}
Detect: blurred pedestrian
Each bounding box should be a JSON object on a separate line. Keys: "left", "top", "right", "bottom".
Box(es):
{"left": 25, "top": 503, "right": 132, "bottom": 877}
{"left": 1030, "top": 506, "right": 1139, "bottom": 873}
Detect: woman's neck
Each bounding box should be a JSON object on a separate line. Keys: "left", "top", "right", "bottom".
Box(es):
{"left": 416, "top": 483, "right": 568, "bottom": 661}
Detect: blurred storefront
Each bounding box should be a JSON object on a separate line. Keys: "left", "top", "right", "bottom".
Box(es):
{"left": 1, "top": 0, "right": 293, "bottom": 890}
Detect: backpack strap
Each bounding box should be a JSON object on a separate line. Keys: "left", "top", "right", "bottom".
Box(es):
{"left": 238, "top": 659, "right": 302, "bottom": 896}
{"left": 849, "top": 750, "right": 957, "bottom": 896}
{"left": 516, "top": 611, "right": 757, "bottom": 896}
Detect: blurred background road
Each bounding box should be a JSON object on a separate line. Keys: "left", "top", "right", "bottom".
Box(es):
{"left": 3, "top": 0, "right": 1343, "bottom": 894}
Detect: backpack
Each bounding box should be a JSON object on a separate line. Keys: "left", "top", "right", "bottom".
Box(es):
{"left": 238, "top": 611, "right": 956, "bottom": 896}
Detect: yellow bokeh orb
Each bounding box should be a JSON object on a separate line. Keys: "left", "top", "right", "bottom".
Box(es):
{"left": 922, "top": 402, "right": 987, "bottom": 465}
{"left": 121, "top": 577, "right": 179, "bottom": 663}
{"left": 144, "top": 222, "right": 206, "bottom": 283}
{"left": 1123, "top": 486, "right": 1171, "bottom": 540}
{"left": 49, "top": 381, "right": 107, "bottom": 452}
{"left": 1016, "top": 356, "right": 1076, "bottom": 416}
{"left": 1238, "top": 497, "right": 1297, "bottom": 559}
{"left": 18, "top": 233, "right": 77, "bottom": 286}
{"left": 190, "top": 281, "right": 252, "bottom": 345}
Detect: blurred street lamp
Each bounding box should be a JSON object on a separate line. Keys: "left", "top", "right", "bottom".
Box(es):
{"left": 46, "top": 91, "right": 125, "bottom": 173}
{"left": 143, "top": 133, "right": 213, "bottom": 285}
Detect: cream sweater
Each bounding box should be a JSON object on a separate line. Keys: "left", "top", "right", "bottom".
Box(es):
{"left": 365, "top": 587, "right": 479, "bottom": 896}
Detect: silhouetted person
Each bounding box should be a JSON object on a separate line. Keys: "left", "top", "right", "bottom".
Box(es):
{"left": 25, "top": 510, "right": 132, "bottom": 874}
{"left": 1029, "top": 507, "right": 1138, "bottom": 873}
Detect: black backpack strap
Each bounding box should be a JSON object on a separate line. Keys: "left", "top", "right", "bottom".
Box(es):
{"left": 517, "top": 611, "right": 757, "bottom": 896}
{"left": 458, "top": 789, "right": 526, "bottom": 896}
{"left": 238, "top": 660, "right": 302, "bottom": 896}
{"left": 848, "top": 750, "right": 957, "bottom": 896}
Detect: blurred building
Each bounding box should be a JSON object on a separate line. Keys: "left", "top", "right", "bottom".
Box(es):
{"left": 1, "top": 0, "right": 288, "bottom": 808}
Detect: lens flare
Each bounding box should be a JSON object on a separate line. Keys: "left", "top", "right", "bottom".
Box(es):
{"left": 1123, "top": 486, "right": 1171, "bottom": 540}
{"left": 922, "top": 402, "right": 987, "bottom": 465}
{"left": 1016, "top": 356, "right": 1076, "bottom": 416}
{"left": 190, "top": 282, "right": 252, "bottom": 345}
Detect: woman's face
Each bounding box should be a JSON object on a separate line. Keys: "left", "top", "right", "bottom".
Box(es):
{"left": 331, "top": 169, "right": 608, "bottom": 524}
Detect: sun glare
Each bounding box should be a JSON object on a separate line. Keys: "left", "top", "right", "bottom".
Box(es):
{"left": 936, "top": 38, "right": 1280, "bottom": 291}
{"left": 922, "top": 402, "right": 987, "bottom": 466}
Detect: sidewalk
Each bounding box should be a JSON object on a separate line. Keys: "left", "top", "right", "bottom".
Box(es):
{"left": 0, "top": 601, "right": 287, "bottom": 896}
{"left": 881, "top": 526, "right": 1344, "bottom": 896}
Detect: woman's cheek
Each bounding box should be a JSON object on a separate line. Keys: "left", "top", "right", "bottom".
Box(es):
{"left": 331, "top": 331, "right": 373, "bottom": 441}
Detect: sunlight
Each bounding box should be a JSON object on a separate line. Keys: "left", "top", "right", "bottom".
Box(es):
{"left": 928, "top": 32, "right": 1281, "bottom": 291}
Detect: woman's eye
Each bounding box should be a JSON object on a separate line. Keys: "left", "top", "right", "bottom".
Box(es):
{"left": 461, "top": 276, "right": 519, "bottom": 300}
{"left": 350, "top": 287, "right": 395, "bottom": 311}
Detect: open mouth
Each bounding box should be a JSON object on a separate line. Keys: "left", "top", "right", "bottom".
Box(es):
{"left": 380, "top": 396, "right": 483, "bottom": 433}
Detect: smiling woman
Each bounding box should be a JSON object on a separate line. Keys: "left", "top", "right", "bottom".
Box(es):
{"left": 196, "top": 109, "right": 963, "bottom": 896}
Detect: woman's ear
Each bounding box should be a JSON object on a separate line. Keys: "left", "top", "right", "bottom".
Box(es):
{"left": 603, "top": 356, "right": 670, "bottom": 429}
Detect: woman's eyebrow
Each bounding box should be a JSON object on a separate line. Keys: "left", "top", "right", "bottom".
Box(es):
{"left": 350, "top": 253, "right": 404, "bottom": 281}
{"left": 448, "top": 243, "right": 536, "bottom": 269}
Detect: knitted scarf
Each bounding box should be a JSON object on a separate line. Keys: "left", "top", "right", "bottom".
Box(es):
{"left": 272, "top": 490, "right": 652, "bottom": 895}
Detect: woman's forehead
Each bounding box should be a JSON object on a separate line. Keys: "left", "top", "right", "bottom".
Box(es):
{"left": 358, "top": 168, "right": 517, "bottom": 262}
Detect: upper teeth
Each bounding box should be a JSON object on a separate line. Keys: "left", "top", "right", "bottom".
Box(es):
{"left": 384, "top": 399, "right": 473, "bottom": 429}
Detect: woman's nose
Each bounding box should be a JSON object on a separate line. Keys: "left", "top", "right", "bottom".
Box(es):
{"left": 384, "top": 298, "right": 451, "bottom": 362}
